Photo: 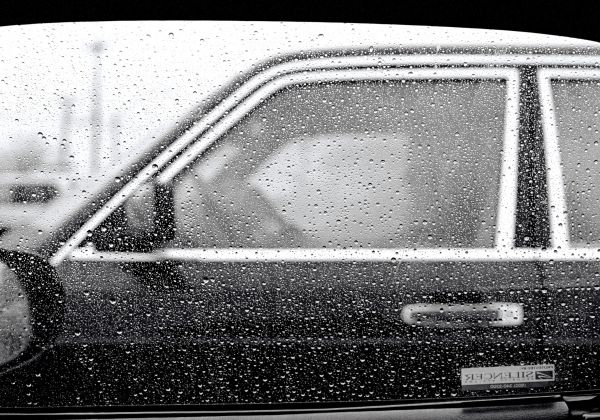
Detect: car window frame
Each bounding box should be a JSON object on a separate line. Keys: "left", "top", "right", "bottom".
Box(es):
{"left": 159, "top": 67, "right": 518, "bottom": 252}
{"left": 49, "top": 54, "right": 600, "bottom": 267}
{"left": 50, "top": 62, "right": 523, "bottom": 266}
{"left": 51, "top": 67, "right": 519, "bottom": 261}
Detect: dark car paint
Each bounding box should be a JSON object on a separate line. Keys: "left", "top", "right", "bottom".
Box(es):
{"left": 0, "top": 49, "right": 598, "bottom": 407}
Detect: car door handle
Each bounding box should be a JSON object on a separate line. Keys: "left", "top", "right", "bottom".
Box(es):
{"left": 400, "top": 302, "right": 524, "bottom": 328}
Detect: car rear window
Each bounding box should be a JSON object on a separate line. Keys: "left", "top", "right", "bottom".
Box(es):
{"left": 551, "top": 80, "right": 600, "bottom": 246}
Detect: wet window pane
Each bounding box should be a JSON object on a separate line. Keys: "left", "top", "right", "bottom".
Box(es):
{"left": 552, "top": 80, "right": 600, "bottom": 245}
{"left": 172, "top": 80, "right": 506, "bottom": 248}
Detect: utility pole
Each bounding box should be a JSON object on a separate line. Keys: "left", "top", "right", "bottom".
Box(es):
{"left": 109, "top": 113, "right": 121, "bottom": 163}
{"left": 89, "top": 41, "right": 104, "bottom": 174}
{"left": 58, "top": 96, "right": 72, "bottom": 171}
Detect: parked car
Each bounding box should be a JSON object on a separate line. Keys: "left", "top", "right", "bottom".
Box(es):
{"left": 3, "top": 23, "right": 600, "bottom": 418}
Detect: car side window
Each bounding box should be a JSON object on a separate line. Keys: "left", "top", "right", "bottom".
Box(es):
{"left": 548, "top": 79, "right": 600, "bottom": 246}
{"left": 163, "top": 78, "right": 507, "bottom": 249}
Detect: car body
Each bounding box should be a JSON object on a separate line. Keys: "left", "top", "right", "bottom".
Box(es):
{"left": 2, "top": 27, "right": 600, "bottom": 410}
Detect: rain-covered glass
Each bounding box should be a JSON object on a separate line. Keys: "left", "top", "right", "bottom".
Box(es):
{"left": 172, "top": 80, "right": 506, "bottom": 249}
{"left": 6, "top": 21, "right": 600, "bottom": 411}
{"left": 552, "top": 80, "right": 600, "bottom": 245}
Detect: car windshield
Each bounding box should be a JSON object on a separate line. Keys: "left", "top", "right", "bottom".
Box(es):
{"left": 2, "top": 21, "right": 600, "bottom": 410}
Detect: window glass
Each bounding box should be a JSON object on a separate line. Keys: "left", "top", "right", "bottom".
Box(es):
{"left": 552, "top": 80, "right": 600, "bottom": 245}
{"left": 169, "top": 79, "right": 506, "bottom": 249}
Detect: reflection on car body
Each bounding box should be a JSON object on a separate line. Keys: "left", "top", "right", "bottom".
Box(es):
{"left": 2, "top": 25, "right": 600, "bottom": 413}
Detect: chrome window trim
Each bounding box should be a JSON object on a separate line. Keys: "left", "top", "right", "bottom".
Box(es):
{"left": 68, "top": 247, "right": 600, "bottom": 263}
{"left": 538, "top": 68, "right": 600, "bottom": 250}
{"left": 156, "top": 67, "right": 519, "bottom": 248}
{"left": 51, "top": 62, "right": 521, "bottom": 266}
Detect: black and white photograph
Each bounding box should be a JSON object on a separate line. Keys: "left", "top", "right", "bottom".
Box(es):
{"left": 0, "top": 2, "right": 599, "bottom": 418}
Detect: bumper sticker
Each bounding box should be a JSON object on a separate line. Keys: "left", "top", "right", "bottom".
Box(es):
{"left": 461, "top": 364, "right": 555, "bottom": 391}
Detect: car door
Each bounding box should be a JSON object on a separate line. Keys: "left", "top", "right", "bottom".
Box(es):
{"left": 42, "top": 62, "right": 547, "bottom": 407}
{"left": 537, "top": 67, "right": 600, "bottom": 394}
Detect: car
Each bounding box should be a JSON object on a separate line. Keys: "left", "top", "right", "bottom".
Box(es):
{"left": 2, "top": 22, "right": 600, "bottom": 418}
